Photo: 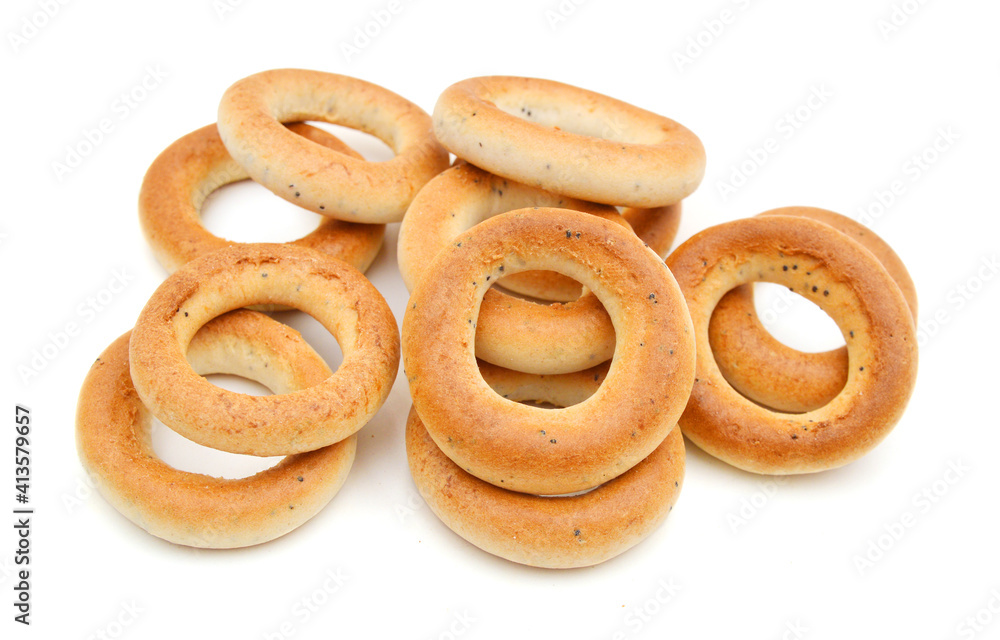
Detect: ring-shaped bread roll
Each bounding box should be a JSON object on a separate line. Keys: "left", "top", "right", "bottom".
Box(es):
{"left": 708, "top": 207, "right": 917, "bottom": 413}
{"left": 667, "top": 215, "right": 918, "bottom": 474}
{"left": 76, "top": 310, "right": 356, "bottom": 548}
{"left": 217, "top": 69, "right": 449, "bottom": 223}
{"left": 129, "top": 244, "right": 399, "bottom": 456}
{"left": 433, "top": 76, "right": 705, "bottom": 208}
{"left": 407, "top": 407, "right": 684, "bottom": 569}
{"left": 139, "top": 122, "right": 384, "bottom": 274}
{"left": 402, "top": 208, "right": 695, "bottom": 494}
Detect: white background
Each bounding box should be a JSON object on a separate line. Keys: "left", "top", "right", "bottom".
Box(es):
{"left": 2, "top": 0, "right": 999, "bottom": 638}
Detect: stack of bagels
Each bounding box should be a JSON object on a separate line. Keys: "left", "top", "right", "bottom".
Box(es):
{"left": 76, "top": 69, "right": 918, "bottom": 569}
{"left": 401, "top": 77, "right": 706, "bottom": 568}
{"left": 76, "top": 70, "right": 449, "bottom": 548}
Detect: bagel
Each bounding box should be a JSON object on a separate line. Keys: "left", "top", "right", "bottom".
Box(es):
{"left": 139, "top": 122, "right": 384, "bottom": 274}
{"left": 433, "top": 76, "right": 705, "bottom": 207}
{"left": 402, "top": 208, "right": 695, "bottom": 494}
{"left": 709, "top": 207, "right": 918, "bottom": 413}
{"left": 407, "top": 408, "right": 684, "bottom": 569}
{"left": 217, "top": 69, "right": 449, "bottom": 223}
{"left": 667, "top": 215, "right": 918, "bottom": 474}
{"left": 76, "top": 310, "right": 356, "bottom": 548}
{"left": 129, "top": 243, "right": 400, "bottom": 457}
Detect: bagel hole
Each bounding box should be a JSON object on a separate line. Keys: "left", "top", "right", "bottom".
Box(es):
{"left": 478, "top": 359, "right": 604, "bottom": 411}
{"left": 266, "top": 310, "right": 345, "bottom": 373}
{"left": 491, "top": 273, "right": 585, "bottom": 304}
{"left": 752, "top": 282, "right": 845, "bottom": 352}
{"left": 478, "top": 267, "right": 617, "bottom": 392}
{"left": 200, "top": 179, "right": 324, "bottom": 243}
{"left": 515, "top": 400, "right": 562, "bottom": 410}
{"left": 483, "top": 383, "right": 591, "bottom": 410}
{"left": 150, "top": 374, "right": 284, "bottom": 479}
{"left": 304, "top": 121, "right": 395, "bottom": 162}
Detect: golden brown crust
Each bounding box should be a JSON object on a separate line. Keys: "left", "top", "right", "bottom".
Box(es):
{"left": 406, "top": 407, "right": 684, "bottom": 569}
{"left": 709, "top": 207, "right": 917, "bottom": 412}
{"left": 498, "top": 202, "right": 684, "bottom": 302}
{"left": 217, "top": 69, "right": 449, "bottom": 223}
{"left": 397, "top": 162, "right": 620, "bottom": 293}
{"left": 398, "top": 163, "right": 628, "bottom": 373}
{"left": 129, "top": 243, "right": 400, "bottom": 456}
{"left": 433, "top": 76, "right": 705, "bottom": 207}
{"left": 138, "top": 122, "right": 384, "bottom": 274}
{"left": 623, "top": 202, "right": 684, "bottom": 258}
{"left": 667, "top": 215, "right": 918, "bottom": 474}
{"left": 402, "top": 208, "right": 695, "bottom": 494}
{"left": 76, "top": 311, "right": 356, "bottom": 549}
